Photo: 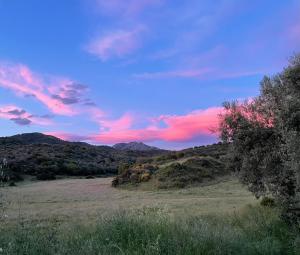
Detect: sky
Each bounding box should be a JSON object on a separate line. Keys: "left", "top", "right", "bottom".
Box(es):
{"left": 0, "top": 0, "right": 299, "bottom": 149}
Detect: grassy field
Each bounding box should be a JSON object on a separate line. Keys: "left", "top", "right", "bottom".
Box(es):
{"left": 1, "top": 177, "right": 300, "bottom": 254}
{"left": 1, "top": 176, "right": 256, "bottom": 222}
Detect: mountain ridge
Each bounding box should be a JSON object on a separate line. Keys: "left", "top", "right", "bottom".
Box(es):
{"left": 113, "top": 142, "right": 162, "bottom": 151}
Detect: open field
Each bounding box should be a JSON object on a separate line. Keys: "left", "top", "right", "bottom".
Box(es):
{"left": 1, "top": 176, "right": 257, "bottom": 222}
{"left": 2, "top": 177, "right": 300, "bottom": 254}
{"left": 1, "top": 178, "right": 300, "bottom": 255}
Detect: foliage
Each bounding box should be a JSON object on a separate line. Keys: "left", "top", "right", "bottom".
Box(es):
{"left": 112, "top": 164, "right": 158, "bottom": 187}
{"left": 113, "top": 152, "right": 228, "bottom": 189}
{"left": 260, "top": 197, "right": 276, "bottom": 207}
{"left": 219, "top": 54, "right": 300, "bottom": 222}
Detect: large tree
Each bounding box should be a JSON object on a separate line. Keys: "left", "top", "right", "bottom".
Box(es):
{"left": 219, "top": 54, "right": 300, "bottom": 222}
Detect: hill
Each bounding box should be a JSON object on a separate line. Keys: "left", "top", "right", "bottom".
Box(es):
{"left": 112, "top": 143, "right": 230, "bottom": 189}
{"left": 0, "top": 133, "right": 167, "bottom": 182}
{"left": 113, "top": 142, "right": 161, "bottom": 151}
{"left": 0, "top": 132, "right": 65, "bottom": 145}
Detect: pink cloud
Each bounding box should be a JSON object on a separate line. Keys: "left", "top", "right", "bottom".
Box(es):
{"left": 99, "top": 113, "right": 134, "bottom": 132}
{"left": 0, "top": 62, "right": 93, "bottom": 116}
{"left": 86, "top": 27, "right": 145, "bottom": 60}
{"left": 0, "top": 105, "right": 53, "bottom": 126}
{"left": 49, "top": 107, "right": 222, "bottom": 144}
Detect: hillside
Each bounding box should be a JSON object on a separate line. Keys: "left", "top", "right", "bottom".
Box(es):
{"left": 0, "top": 133, "right": 229, "bottom": 187}
{"left": 0, "top": 133, "right": 167, "bottom": 182}
{"left": 113, "top": 142, "right": 161, "bottom": 151}
{"left": 112, "top": 143, "right": 230, "bottom": 189}
{"left": 0, "top": 133, "right": 65, "bottom": 145}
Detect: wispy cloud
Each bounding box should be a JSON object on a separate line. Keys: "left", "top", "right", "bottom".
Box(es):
{"left": 133, "top": 68, "right": 212, "bottom": 79}
{"left": 86, "top": 27, "right": 145, "bottom": 61}
{"left": 133, "top": 67, "right": 263, "bottom": 80}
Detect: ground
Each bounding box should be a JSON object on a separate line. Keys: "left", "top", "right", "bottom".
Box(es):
{"left": 1, "top": 176, "right": 257, "bottom": 223}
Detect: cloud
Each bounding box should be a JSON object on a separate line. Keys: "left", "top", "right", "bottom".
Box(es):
{"left": 86, "top": 27, "right": 145, "bottom": 61}
{"left": 0, "top": 105, "right": 53, "bottom": 126}
{"left": 10, "top": 117, "right": 32, "bottom": 126}
{"left": 49, "top": 106, "right": 222, "bottom": 144}
{"left": 133, "top": 68, "right": 212, "bottom": 79}
{"left": 133, "top": 67, "right": 264, "bottom": 80}
{"left": 99, "top": 113, "right": 134, "bottom": 132}
{"left": 49, "top": 82, "right": 88, "bottom": 105}
{"left": 86, "top": 0, "right": 161, "bottom": 61}
{"left": 0, "top": 62, "right": 95, "bottom": 116}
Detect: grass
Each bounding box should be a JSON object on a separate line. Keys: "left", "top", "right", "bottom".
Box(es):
{"left": 1, "top": 177, "right": 299, "bottom": 254}
{"left": 0, "top": 206, "right": 299, "bottom": 255}
{"left": 1, "top": 177, "right": 256, "bottom": 222}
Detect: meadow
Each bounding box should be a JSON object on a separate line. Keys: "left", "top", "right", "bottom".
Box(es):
{"left": 1, "top": 177, "right": 300, "bottom": 254}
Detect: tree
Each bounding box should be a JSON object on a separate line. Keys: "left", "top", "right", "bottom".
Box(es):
{"left": 219, "top": 54, "right": 300, "bottom": 222}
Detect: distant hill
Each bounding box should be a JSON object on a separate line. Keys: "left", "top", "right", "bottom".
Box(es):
{"left": 113, "top": 142, "right": 162, "bottom": 151}
{"left": 0, "top": 133, "right": 167, "bottom": 182}
{"left": 0, "top": 132, "right": 65, "bottom": 145}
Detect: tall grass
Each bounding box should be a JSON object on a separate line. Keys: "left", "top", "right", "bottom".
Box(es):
{"left": 0, "top": 205, "right": 299, "bottom": 255}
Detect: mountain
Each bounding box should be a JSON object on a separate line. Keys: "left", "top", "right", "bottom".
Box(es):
{"left": 113, "top": 142, "right": 161, "bottom": 151}
{"left": 0, "top": 133, "right": 167, "bottom": 182}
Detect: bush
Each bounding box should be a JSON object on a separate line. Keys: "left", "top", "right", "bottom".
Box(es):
{"left": 260, "top": 197, "right": 276, "bottom": 207}
{"left": 36, "top": 172, "right": 56, "bottom": 181}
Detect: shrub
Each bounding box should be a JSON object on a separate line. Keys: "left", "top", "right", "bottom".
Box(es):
{"left": 36, "top": 172, "right": 56, "bottom": 181}
{"left": 260, "top": 197, "right": 276, "bottom": 207}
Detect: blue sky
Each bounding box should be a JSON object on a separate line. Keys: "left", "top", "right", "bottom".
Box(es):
{"left": 0, "top": 0, "right": 299, "bottom": 149}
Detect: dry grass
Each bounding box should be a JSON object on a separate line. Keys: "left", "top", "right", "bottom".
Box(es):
{"left": 2, "top": 176, "right": 257, "bottom": 223}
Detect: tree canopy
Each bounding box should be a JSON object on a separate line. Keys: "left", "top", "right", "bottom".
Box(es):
{"left": 219, "top": 54, "right": 300, "bottom": 222}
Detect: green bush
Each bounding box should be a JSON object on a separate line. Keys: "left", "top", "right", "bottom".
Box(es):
{"left": 260, "top": 197, "right": 276, "bottom": 207}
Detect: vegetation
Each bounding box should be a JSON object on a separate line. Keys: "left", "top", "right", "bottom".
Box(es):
{"left": 219, "top": 54, "right": 300, "bottom": 222}
{"left": 0, "top": 133, "right": 166, "bottom": 182}
{"left": 155, "top": 156, "right": 227, "bottom": 188}
{"left": 0, "top": 206, "right": 299, "bottom": 255}
{"left": 112, "top": 143, "right": 229, "bottom": 188}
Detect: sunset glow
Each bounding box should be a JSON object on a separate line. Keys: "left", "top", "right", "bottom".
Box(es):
{"left": 0, "top": 0, "right": 299, "bottom": 149}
